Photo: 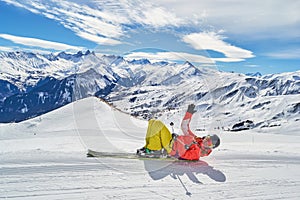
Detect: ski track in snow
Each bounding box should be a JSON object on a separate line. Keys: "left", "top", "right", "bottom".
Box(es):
{"left": 0, "top": 152, "right": 299, "bottom": 199}
{"left": 1, "top": 149, "right": 299, "bottom": 199}
{"left": 0, "top": 97, "right": 299, "bottom": 199}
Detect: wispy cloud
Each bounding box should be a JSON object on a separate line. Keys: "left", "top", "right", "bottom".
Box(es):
{"left": 1, "top": 0, "right": 187, "bottom": 46}
{"left": 182, "top": 31, "right": 255, "bottom": 61}
{"left": 151, "top": 0, "right": 300, "bottom": 39}
{"left": 124, "top": 51, "right": 215, "bottom": 64}
{"left": 1, "top": 0, "right": 123, "bottom": 45}
{"left": 126, "top": 1, "right": 184, "bottom": 28}
{"left": 265, "top": 48, "right": 300, "bottom": 59}
{"left": 2, "top": 0, "right": 299, "bottom": 45}
{"left": 2, "top": 0, "right": 297, "bottom": 69}
{"left": 0, "top": 34, "right": 85, "bottom": 51}
{"left": 0, "top": 46, "right": 15, "bottom": 52}
{"left": 1, "top": 0, "right": 40, "bottom": 14}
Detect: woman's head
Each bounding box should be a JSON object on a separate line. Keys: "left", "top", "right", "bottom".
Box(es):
{"left": 202, "top": 134, "right": 220, "bottom": 149}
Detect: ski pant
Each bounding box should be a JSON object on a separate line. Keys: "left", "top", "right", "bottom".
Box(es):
{"left": 144, "top": 119, "right": 173, "bottom": 153}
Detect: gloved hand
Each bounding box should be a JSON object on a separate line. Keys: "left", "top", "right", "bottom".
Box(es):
{"left": 172, "top": 133, "right": 179, "bottom": 140}
{"left": 187, "top": 104, "right": 197, "bottom": 114}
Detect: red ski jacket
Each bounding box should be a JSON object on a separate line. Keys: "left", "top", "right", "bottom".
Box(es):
{"left": 169, "top": 112, "right": 212, "bottom": 160}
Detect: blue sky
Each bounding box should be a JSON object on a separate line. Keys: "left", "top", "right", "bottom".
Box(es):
{"left": 0, "top": 0, "right": 299, "bottom": 75}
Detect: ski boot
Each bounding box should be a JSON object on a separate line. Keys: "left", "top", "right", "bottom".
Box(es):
{"left": 136, "top": 147, "right": 164, "bottom": 158}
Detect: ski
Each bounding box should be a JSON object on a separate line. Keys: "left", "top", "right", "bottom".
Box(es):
{"left": 87, "top": 149, "right": 137, "bottom": 159}
{"left": 87, "top": 149, "right": 198, "bottom": 162}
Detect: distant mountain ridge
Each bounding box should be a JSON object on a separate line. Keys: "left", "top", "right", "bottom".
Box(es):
{"left": 0, "top": 51, "right": 299, "bottom": 131}
{"left": 246, "top": 72, "right": 262, "bottom": 77}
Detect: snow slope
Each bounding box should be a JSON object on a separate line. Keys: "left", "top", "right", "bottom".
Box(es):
{"left": 0, "top": 97, "right": 299, "bottom": 199}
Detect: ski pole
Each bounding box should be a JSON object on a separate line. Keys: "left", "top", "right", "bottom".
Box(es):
{"left": 176, "top": 174, "right": 192, "bottom": 196}
{"left": 170, "top": 122, "right": 175, "bottom": 134}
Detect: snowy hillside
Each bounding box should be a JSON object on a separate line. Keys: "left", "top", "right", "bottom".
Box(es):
{"left": 0, "top": 97, "right": 299, "bottom": 199}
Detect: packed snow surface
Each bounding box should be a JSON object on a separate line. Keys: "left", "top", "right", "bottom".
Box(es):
{"left": 0, "top": 97, "right": 299, "bottom": 199}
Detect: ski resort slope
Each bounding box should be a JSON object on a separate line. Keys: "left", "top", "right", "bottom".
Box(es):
{"left": 0, "top": 97, "right": 299, "bottom": 199}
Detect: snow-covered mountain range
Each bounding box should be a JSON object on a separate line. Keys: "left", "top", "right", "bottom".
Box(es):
{"left": 0, "top": 51, "right": 299, "bottom": 132}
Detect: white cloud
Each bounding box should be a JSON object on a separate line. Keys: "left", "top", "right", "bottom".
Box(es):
{"left": 0, "top": 34, "right": 85, "bottom": 51}
{"left": 182, "top": 32, "right": 254, "bottom": 61}
{"left": 265, "top": 49, "right": 300, "bottom": 59}
{"left": 126, "top": 2, "right": 184, "bottom": 28}
{"left": 76, "top": 32, "right": 121, "bottom": 46}
{"left": 2, "top": 0, "right": 298, "bottom": 67}
{"left": 151, "top": 0, "right": 300, "bottom": 39}
{"left": 1, "top": 0, "right": 125, "bottom": 46}
{"left": 1, "top": 0, "right": 40, "bottom": 14}
{"left": 3, "top": 0, "right": 299, "bottom": 44}
{"left": 124, "top": 51, "right": 215, "bottom": 64}
{"left": 0, "top": 46, "right": 15, "bottom": 52}
{"left": 1, "top": 0, "right": 187, "bottom": 46}
{"left": 52, "top": 3, "right": 124, "bottom": 38}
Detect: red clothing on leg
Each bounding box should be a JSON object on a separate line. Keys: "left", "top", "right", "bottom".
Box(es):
{"left": 181, "top": 112, "right": 196, "bottom": 137}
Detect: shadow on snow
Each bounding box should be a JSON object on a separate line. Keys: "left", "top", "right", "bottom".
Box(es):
{"left": 143, "top": 159, "right": 226, "bottom": 196}
{"left": 143, "top": 159, "right": 226, "bottom": 183}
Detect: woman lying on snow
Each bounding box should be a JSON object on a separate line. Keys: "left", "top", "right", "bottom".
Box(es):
{"left": 137, "top": 104, "right": 220, "bottom": 161}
